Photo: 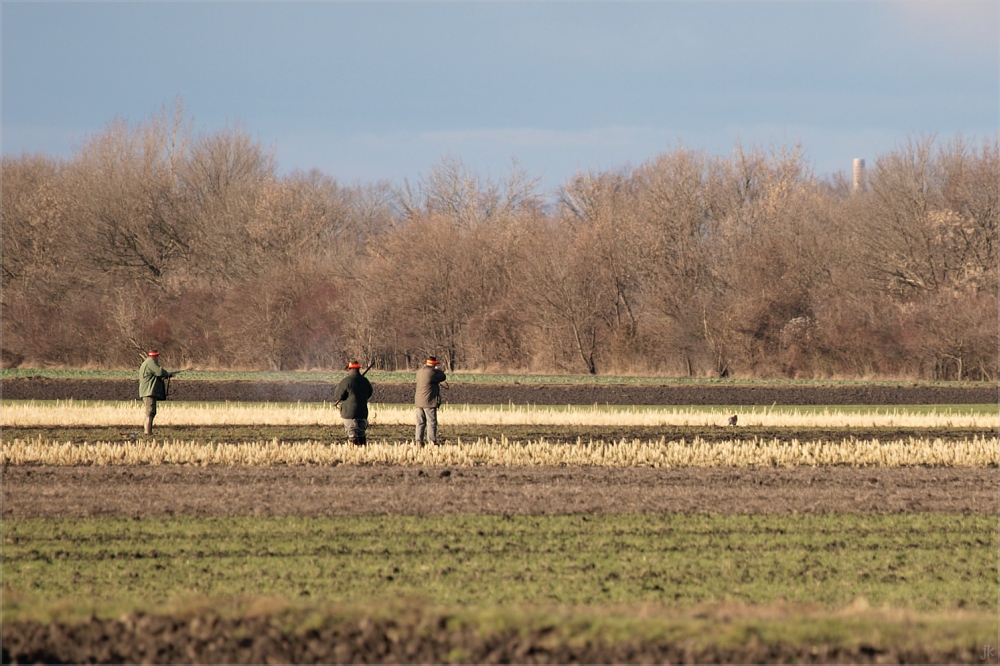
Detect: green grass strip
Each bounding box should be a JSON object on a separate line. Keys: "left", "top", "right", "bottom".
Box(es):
{"left": 3, "top": 367, "right": 994, "bottom": 387}
{"left": 4, "top": 514, "right": 996, "bottom": 615}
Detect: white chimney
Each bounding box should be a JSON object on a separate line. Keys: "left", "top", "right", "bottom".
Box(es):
{"left": 853, "top": 158, "right": 866, "bottom": 193}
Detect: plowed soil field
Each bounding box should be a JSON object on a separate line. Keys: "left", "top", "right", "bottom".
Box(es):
{"left": 3, "top": 378, "right": 997, "bottom": 664}
{"left": 4, "top": 465, "right": 996, "bottom": 519}
{"left": 3, "top": 376, "right": 997, "bottom": 405}
{"left": 3, "top": 610, "right": 987, "bottom": 665}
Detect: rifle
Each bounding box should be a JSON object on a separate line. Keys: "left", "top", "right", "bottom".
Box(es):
{"left": 164, "top": 371, "right": 181, "bottom": 400}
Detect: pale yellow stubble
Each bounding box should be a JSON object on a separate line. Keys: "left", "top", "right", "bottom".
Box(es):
{"left": 3, "top": 401, "right": 997, "bottom": 429}
{"left": 3, "top": 436, "right": 997, "bottom": 467}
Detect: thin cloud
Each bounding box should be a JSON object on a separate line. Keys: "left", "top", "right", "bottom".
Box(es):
{"left": 890, "top": 0, "right": 998, "bottom": 51}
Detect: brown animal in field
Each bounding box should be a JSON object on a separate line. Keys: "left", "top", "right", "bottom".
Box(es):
{"left": 727, "top": 415, "right": 738, "bottom": 426}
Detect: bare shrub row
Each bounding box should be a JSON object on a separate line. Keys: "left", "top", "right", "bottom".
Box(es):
{"left": 3, "top": 102, "right": 996, "bottom": 379}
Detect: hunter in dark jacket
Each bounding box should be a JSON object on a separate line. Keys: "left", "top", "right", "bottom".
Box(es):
{"left": 334, "top": 362, "right": 373, "bottom": 445}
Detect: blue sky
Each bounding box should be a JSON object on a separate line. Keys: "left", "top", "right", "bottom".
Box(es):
{"left": 3, "top": 1, "right": 997, "bottom": 195}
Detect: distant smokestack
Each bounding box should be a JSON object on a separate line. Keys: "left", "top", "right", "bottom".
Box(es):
{"left": 853, "top": 158, "right": 866, "bottom": 193}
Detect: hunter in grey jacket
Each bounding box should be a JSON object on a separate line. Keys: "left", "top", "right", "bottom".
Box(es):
{"left": 414, "top": 363, "right": 447, "bottom": 408}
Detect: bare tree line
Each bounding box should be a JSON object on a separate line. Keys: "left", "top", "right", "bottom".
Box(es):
{"left": 3, "top": 106, "right": 997, "bottom": 379}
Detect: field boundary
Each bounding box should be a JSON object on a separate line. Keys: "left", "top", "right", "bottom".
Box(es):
{"left": 7, "top": 368, "right": 998, "bottom": 386}
{"left": 3, "top": 377, "right": 997, "bottom": 405}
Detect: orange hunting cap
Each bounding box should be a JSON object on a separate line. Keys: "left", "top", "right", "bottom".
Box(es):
{"left": 147, "top": 350, "right": 160, "bottom": 357}
{"left": 426, "top": 356, "right": 438, "bottom": 365}
{"left": 347, "top": 361, "right": 361, "bottom": 369}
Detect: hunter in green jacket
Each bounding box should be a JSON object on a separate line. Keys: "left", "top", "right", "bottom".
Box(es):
{"left": 138, "top": 350, "right": 177, "bottom": 436}
{"left": 333, "top": 362, "right": 373, "bottom": 445}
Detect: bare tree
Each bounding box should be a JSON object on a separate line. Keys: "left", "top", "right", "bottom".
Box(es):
{"left": 935, "top": 135, "right": 999, "bottom": 293}
{"left": 629, "top": 149, "right": 719, "bottom": 374}
{"left": 697, "top": 144, "right": 834, "bottom": 376}
{"left": 0, "top": 153, "right": 99, "bottom": 365}
{"left": 178, "top": 124, "right": 277, "bottom": 285}
{"left": 560, "top": 169, "right": 647, "bottom": 365}
{"left": 394, "top": 157, "right": 542, "bottom": 228}
{"left": 514, "top": 218, "right": 616, "bottom": 374}
{"left": 63, "top": 104, "right": 192, "bottom": 286}
{"left": 856, "top": 134, "right": 998, "bottom": 295}
{"left": 1, "top": 154, "right": 65, "bottom": 284}
{"left": 360, "top": 214, "right": 477, "bottom": 369}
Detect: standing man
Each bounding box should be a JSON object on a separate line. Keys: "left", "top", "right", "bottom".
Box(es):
{"left": 138, "top": 350, "right": 178, "bottom": 436}
{"left": 415, "top": 356, "right": 447, "bottom": 446}
{"left": 334, "top": 361, "right": 373, "bottom": 445}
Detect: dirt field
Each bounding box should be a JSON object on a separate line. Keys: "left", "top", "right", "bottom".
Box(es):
{"left": 2, "top": 610, "right": 985, "bottom": 665}
{"left": 4, "top": 379, "right": 997, "bottom": 664}
{"left": 6, "top": 377, "right": 994, "bottom": 521}
{"left": 3, "top": 465, "right": 996, "bottom": 519}
{"left": 3, "top": 376, "right": 997, "bottom": 405}
{"left": 3, "top": 460, "right": 996, "bottom": 665}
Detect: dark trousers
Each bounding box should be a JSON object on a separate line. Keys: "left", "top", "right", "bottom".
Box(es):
{"left": 343, "top": 418, "right": 368, "bottom": 444}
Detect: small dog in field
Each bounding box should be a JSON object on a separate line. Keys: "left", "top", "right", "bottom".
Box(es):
{"left": 727, "top": 415, "right": 738, "bottom": 426}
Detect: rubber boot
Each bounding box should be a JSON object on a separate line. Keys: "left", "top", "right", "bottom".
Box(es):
{"left": 144, "top": 417, "right": 153, "bottom": 436}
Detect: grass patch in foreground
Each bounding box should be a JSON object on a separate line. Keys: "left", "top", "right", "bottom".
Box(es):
{"left": 4, "top": 514, "right": 995, "bottom": 614}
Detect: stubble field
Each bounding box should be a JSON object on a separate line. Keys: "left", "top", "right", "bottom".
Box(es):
{"left": 2, "top": 376, "right": 998, "bottom": 663}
